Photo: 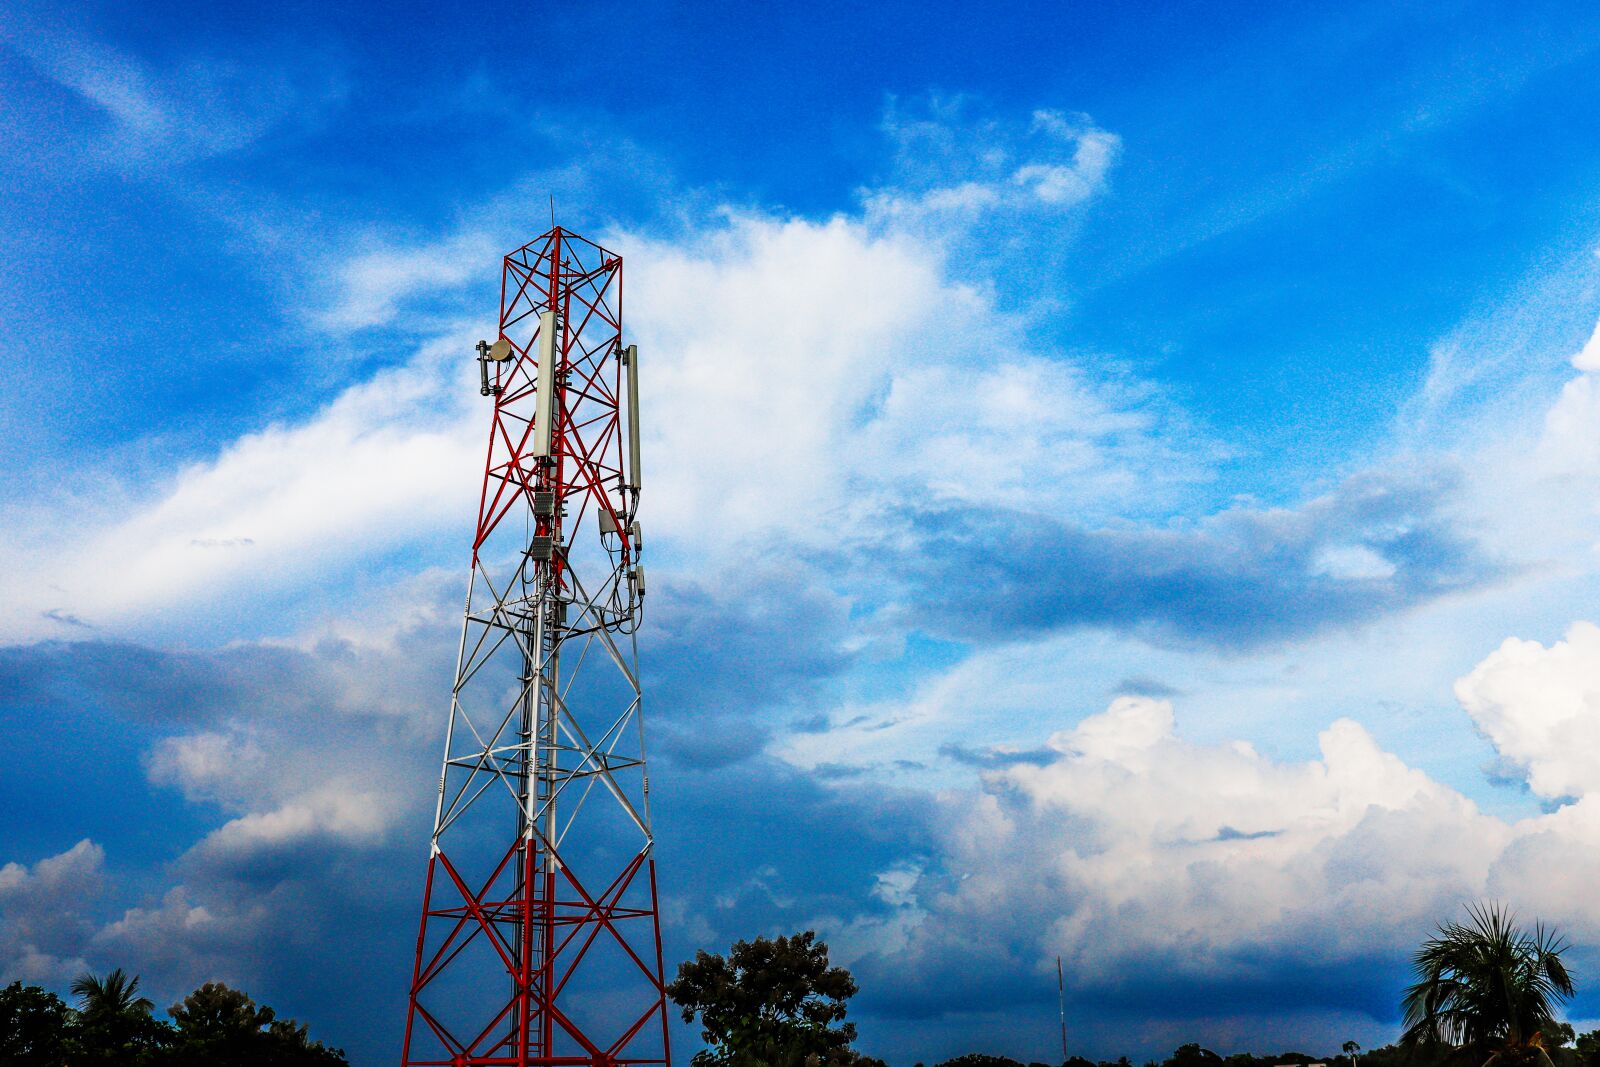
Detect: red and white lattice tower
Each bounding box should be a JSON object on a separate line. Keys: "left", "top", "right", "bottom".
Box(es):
{"left": 402, "top": 227, "right": 670, "bottom": 1067}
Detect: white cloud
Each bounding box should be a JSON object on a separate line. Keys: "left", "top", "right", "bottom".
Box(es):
{"left": 1572, "top": 317, "right": 1600, "bottom": 373}
{"left": 148, "top": 751, "right": 405, "bottom": 858}
{"left": 93, "top": 884, "right": 270, "bottom": 994}
{"left": 316, "top": 231, "right": 502, "bottom": 331}
{"left": 147, "top": 730, "right": 394, "bottom": 853}
{"left": 1426, "top": 321, "right": 1600, "bottom": 571}
{"left": 2, "top": 24, "right": 346, "bottom": 169}
{"left": 843, "top": 617, "right": 1600, "bottom": 1013}
{"left": 0, "top": 840, "right": 104, "bottom": 984}
{"left": 147, "top": 731, "right": 271, "bottom": 811}
{"left": 1455, "top": 621, "right": 1600, "bottom": 801}
{"left": 1533, "top": 359, "right": 1600, "bottom": 496}
{"left": 627, "top": 213, "right": 1197, "bottom": 557}
{"left": 625, "top": 215, "right": 955, "bottom": 546}
{"left": 864, "top": 103, "right": 1120, "bottom": 227}
{"left": 199, "top": 786, "right": 392, "bottom": 853}
{"left": 0, "top": 332, "right": 484, "bottom": 641}
{"left": 1013, "top": 110, "right": 1119, "bottom": 205}
{"left": 888, "top": 696, "right": 1498, "bottom": 990}
{"left": 4, "top": 194, "right": 1196, "bottom": 643}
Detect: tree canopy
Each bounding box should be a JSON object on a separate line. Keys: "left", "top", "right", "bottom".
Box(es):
{"left": 0, "top": 971, "right": 345, "bottom": 1065}
{"left": 165, "top": 981, "right": 345, "bottom": 1066}
{"left": 0, "top": 981, "right": 70, "bottom": 1066}
{"left": 1402, "top": 903, "right": 1575, "bottom": 1067}
{"left": 666, "top": 930, "right": 882, "bottom": 1067}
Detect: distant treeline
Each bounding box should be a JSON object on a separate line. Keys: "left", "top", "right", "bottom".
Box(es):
{"left": 0, "top": 970, "right": 345, "bottom": 1065}
{"left": 922, "top": 1030, "right": 1600, "bottom": 1067}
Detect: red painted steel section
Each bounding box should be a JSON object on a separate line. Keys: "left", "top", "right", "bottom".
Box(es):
{"left": 401, "top": 228, "right": 669, "bottom": 1067}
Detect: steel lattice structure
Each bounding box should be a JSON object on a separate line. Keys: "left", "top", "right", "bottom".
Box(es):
{"left": 402, "top": 227, "right": 670, "bottom": 1067}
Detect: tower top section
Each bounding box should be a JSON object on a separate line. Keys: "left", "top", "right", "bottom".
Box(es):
{"left": 473, "top": 226, "right": 644, "bottom": 632}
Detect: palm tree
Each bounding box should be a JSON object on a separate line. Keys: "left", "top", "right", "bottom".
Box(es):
{"left": 70, "top": 968, "right": 154, "bottom": 1021}
{"left": 1343, "top": 1040, "right": 1361, "bottom": 1067}
{"left": 70, "top": 968, "right": 158, "bottom": 1063}
{"left": 1401, "top": 903, "right": 1574, "bottom": 1067}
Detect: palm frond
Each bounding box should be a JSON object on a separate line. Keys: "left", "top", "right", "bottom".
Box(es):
{"left": 1403, "top": 903, "right": 1574, "bottom": 1059}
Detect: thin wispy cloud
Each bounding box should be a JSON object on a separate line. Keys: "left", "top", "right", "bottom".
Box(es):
{"left": 1, "top": 19, "right": 346, "bottom": 170}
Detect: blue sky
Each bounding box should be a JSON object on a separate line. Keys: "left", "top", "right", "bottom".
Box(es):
{"left": 9, "top": 1, "right": 1600, "bottom": 1064}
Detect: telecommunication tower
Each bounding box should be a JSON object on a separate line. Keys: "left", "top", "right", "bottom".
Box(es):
{"left": 401, "top": 227, "right": 670, "bottom": 1067}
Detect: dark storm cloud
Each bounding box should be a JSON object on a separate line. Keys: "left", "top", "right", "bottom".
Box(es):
{"left": 939, "top": 741, "right": 1057, "bottom": 768}
{"left": 0, "top": 626, "right": 455, "bottom": 731}
{"left": 1, "top": 638, "right": 281, "bottom": 724}
{"left": 856, "top": 924, "right": 1408, "bottom": 1026}
{"left": 0, "top": 559, "right": 899, "bottom": 1063}
{"left": 653, "top": 754, "right": 937, "bottom": 945}
{"left": 643, "top": 564, "right": 857, "bottom": 769}
{"left": 855, "top": 470, "right": 1502, "bottom": 650}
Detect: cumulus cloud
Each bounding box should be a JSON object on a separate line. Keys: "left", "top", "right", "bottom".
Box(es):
{"left": 1455, "top": 621, "right": 1600, "bottom": 802}
{"left": 1, "top": 199, "right": 1207, "bottom": 647}
{"left": 626, "top": 211, "right": 1206, "bottom": 563}
{"left": 0, "top": 840, "right": 105, "bottom": 984}
{"left": 856, "top": 684, "right": 1600, "bottom": 1034}
{"left": 147, "top": 730, "right": 394, "bottom": 855}
{"left": 91, "top": 885, "right": 264, "bottom": 990}
{"left": 1005, "top": 700, "right": 1497, "bottom": 971}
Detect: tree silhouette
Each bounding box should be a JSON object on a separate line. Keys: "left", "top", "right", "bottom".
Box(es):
{"left": 0, "top": 972, "right": 352, "bottom": 1063}
{"left": 71, "top": 967, "right": 154, "bottom": 1019}
{"left": 0, "top": 981, "right": 70, "bottom": 1066}
{"left": 166, "top": 981, "right": 345, "bottom": 1066}
{"left": 667, "top": 931, "right": 878, "bottom": 1067}
{"left": 69, "top": 968, "right": 162, "bottom": 1064}
{"left": 1401, "top": 903, "right": 1574, "bottom": 1067}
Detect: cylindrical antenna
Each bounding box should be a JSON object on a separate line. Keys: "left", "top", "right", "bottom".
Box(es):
{"left": 1057, "top": 955, "right": 1068, "bottom": 1065}
{"left": 623, "top": 344, "right": 641, "bottom": 494}
{"left": 476, "top": 340, "right": 493, "bottom": 397}
{"left": 533, "top": 311, "right": 559, "bottom": 458}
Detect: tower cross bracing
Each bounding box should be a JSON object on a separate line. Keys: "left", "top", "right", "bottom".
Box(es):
{"left": 401, "top": 227, "right": 670, "bottom": 1067}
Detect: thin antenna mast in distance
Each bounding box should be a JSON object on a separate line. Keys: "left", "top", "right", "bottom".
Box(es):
{"left": 1058, "top": 955, "right": 1068, "bottom": 1065}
